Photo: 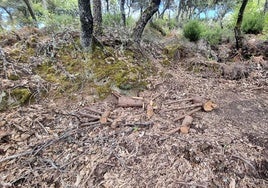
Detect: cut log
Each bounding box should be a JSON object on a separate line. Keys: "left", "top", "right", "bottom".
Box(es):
{"left": 100, "top": 110, "right": 111, "bottom": 124}
{"left": 117, "top": 96, "right": 144, "bottom": 107}
{"left": 179, "top": 115, "right": 193, "bottom": 134}
{"left": 166, "top": 115, "right": 193, "bottom": 135}
{"left": 147, "top": 101, "right": 154, "bottom": 119}
{"left": 203, "top": 100, "right": 217, "bottom": 112}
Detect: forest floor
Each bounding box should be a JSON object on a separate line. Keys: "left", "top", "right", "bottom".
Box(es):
{"left": 0, "top": 27, "right": 268, "bottom": 187}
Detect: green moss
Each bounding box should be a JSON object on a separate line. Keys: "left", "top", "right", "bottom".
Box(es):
{"left": 95, "top": 84, "right": 111, "bottom": 99}
{"left": 11, "top": 88, "right": 32, "bottom": 105}
{"left": 163, "top": 44, "right": 181, "bottom": 60}
{"left": 160, "top": 57, "right": 171, "bottom": 67}
{"left": 8, "top": 74, "right": 20, "bottom": 80}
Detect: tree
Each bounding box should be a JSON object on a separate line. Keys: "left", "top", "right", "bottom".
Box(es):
{"left": 131, "top": 0, "right": 161, "bottom": 43}
{"left": 22, "top": 0, "right": 37, "bottom": 21}
{"left": 120, "top": 0, "right": 126, "bottom": 26}
{"left": 234, "top": 0, "right": 248, "bottom": 50}
{"left": 105, "top": 0, "right": 109, "bottom": 12}
{"left": 78, "top": 0, "right": 94, "bottom": 49}
{"left": 93, "top": 0, "right": 102, "bottom": 35}
{"left": 159, "top": 0, "right": 171, "bottom": 18}
{"left": 264, "top": 0, "right": 268, "bottom": 13}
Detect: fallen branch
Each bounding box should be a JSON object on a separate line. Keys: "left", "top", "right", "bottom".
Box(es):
{"left": 117, "top": 96, "right": 144, "bottom": 107}
{"left": 164, "top": 103, "right": 203, "bottom": 112}
{"left": 0, "top": 150, "right": 32, "bottom": 163}
{"left": 174, "top": 107, "right": 202, "bottom": 122}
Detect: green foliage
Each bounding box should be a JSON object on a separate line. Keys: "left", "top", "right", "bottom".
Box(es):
{"left": 103, "top": 13, "right": 121, "bottom": 27}
{"left": 126, "top": 16, "right": 136, "bottom": 27}
{"left": 154, "top": 18, "right": 177, "bottom": 30}
{"left": 201, "top": 25, "right": 222, "bottom": 45}
{"left": 242, "top": 12, "right": 265, "bottom": 34}
{"left": 230, "top": 0, "right": 267, "bottom": 34}
{"left": 183, "top": 20, "right": 202, "bottom": 42}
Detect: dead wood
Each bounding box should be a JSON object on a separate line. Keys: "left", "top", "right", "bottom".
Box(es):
{"left": 165, "top": 103, "right": 203, "bottom": 112}
{"left": 117, "top": 96, "right": 144, "bottom": 107}
{"left": 100, "top": 110, "right": 111, "bottom": 124}
{"left": 166, "top": 115, "right": 193, "bottom": 135}
{"left": 174, "top": 107, "right": 202, "bottom": 122}
{"left": 165, "top": 96, "right": 207, "bottom": 105}
{"left": 146, "top": 101, "right": 154, "bottom": 119}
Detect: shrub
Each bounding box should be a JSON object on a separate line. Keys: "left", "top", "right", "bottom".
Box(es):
{"left": 201, "top": 26, "right": 222, "bottom": 45}
{"left": 242, "top": 12, "right": 265, "bottom": 34}
{"left": 183, "top": 20, "right": 202, "bottom": 42}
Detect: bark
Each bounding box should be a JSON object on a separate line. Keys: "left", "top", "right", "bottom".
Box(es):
{"left": 22, "top": 0, "right": 37, "bottom": 21}
{"left": 78, "top": 0, "right": 94, "bottom": 50}
{"left": 131, "top": 0, "right": 161, "bottom": 43}
{"left": 93, "top": 0, "right": 102, "bottom": 35}
{"left": 120, "top": 0, "right": 126, "bottom": 26}
{"left": 234, "top": 0, "right": 248, "bottom": 50}
{"left": 264, "top": 0, "right": 268, "bottom": 13}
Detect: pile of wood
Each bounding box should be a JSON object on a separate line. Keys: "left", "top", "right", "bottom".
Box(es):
{"left": 76, "top": 92, "right": 217, "bottom": 135}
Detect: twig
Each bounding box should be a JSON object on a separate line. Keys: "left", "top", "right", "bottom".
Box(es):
{"left": 77, "top": 111, "right": 100, "bottom": 120}
{"left": 124, "top": 121, "right": 154, "bottom": 128}
{"left": 174, "top": 107, "right": 202, "bottom": 122}
{"left": 0, "top": 150, "right": 32, "bottom": 163}
{"left": 82, "top": 107, "right": 102, "bottom": 115}
{"left": 164, "top": 103, "right": 202, "bottom": 112}
{"left": 232, "top": 155, "right": 257, "bottom": 172}
{"left": 165, "top": 98, "right": 193, "bottom": 105}
{"left": 35, "top": 120, "right": 49, "bottom": 134}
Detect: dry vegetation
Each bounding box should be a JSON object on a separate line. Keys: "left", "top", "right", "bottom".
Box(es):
{"left": 0, "top": 27, "right": 268, "bottom": 187}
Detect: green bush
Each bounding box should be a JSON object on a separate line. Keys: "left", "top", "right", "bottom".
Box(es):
{"left": 183, "top": 20, "right": 202, "bottom": 42}
{"left": 201, "top": 26, "right": 222, "bottom": 45}
{"left": 242, "top": 12, "right": 264, "bottom": 34}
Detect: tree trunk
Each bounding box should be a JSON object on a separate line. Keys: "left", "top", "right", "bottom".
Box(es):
{"left": 131, "top": 0, "right": 161, "bottom": 43}
{"left": 93, "top": 0, "right": 102, "bottom": 35}
{"left": 22, "top": 0, "right": 37, "bottom": 21}
{"left": 234, "top": 0, "right": 248, "bottom": 50}
{"left": 264, "top": 0, "right": 268, "bottom": 13}
{"left": 120, "top": 0, "right": 126, "bottom": 26}
{"left": 78, "top": 0, "right": 94, "bottom": 50}
{"left": 159, "top": 0, "right": 170, "bottom": 19}
{"left": 105, "top": 0, "right": 109, "bottom": 12}
{"left": 176, "top": 0, "right": 184, "bottom": 21}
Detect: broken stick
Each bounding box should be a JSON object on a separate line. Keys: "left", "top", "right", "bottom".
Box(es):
{"left": 174, "top": 107, "right": 202, "bottom": 122}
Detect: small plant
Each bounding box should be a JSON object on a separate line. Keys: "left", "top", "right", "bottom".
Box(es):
{"left": 183, "top": 20, "right": 202, "bottom": 42}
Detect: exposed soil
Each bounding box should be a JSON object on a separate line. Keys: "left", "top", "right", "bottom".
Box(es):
{"left": 0, "top": 28, "right": 268, "bottom": 187}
